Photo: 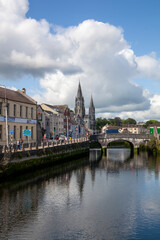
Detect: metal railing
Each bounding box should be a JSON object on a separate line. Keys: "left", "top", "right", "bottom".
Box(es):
{"left": 0, "top": 137, "right": 89, "bottom": 153}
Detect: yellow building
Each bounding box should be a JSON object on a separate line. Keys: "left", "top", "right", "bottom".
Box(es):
{"left": 0, "top": 87, "right": 37, "bottom": 146}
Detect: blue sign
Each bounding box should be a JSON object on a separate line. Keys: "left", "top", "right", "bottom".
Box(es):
{"left": 10, "top": 130, "right": 14, "bottom": 134}
{"left": 23, "top": 129, "right": 31, "bottom": 136}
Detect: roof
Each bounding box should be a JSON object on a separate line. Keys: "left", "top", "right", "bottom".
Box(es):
{"left": 0, "top": 87, "right": 36, "bottom": 105}
{"left": 40, "top": 104, "right": 59, "bottom": 115}
{"left": 122, "top": 124, "right": 142, "bottom": 128}
{"left": 148, "top": 123, "right": 160, "bottom": 128}
{"left": 46, "top": 104, "right": 69, "bottom": 113}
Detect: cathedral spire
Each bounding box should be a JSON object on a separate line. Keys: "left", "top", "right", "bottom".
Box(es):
{"left": 75, "top": 82, "right": 85, "bottom": 120}
{"left": 77, "top": 81, "right": 83, "bottom": 98}
{"left": 89, "top": 95, "right": 95, "bottom": 109}
{"left": 89, "top": 94, "right": 95, "bottom": 131}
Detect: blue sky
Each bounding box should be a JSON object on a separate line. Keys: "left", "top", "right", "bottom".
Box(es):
{"left": 27, "top": 0, "right": 160, "bottom": 57}
{"left": 1, "top": 0, "right": 160, "bottom": 121}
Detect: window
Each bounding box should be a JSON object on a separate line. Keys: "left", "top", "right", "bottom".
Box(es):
{"left": 14, "top": 104, "right": 16, "bottom": 117}
{"left": 14, "top": 126, "right": 16, "bottom": 139}
{"left": 31, "top": 107, "right": 33, "bottom": 119}
{"left": 26, "top": 107, "right": 28, "bottom": 118}
{"left": 20, "top": 106, "right": 22, "bottom": 118}
{"left": 20, "top": 126, "right": 22, "bottom": 139}
{"left": 31, "top": 126, "right": 33, "bottom": 139}
{"left": 0, "top": 125, "right": 2, "bottom": 140}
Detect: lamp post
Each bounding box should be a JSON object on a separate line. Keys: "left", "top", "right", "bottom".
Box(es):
{"left": 66, "top": 116, "right": 68, "bottom": 139}
{"left": 0, "top": 85, "right": 8, "bottom": 147}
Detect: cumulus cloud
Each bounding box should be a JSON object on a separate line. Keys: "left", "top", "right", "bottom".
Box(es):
{"left": 1, "top": 0, "right": 160, "bottom": 119}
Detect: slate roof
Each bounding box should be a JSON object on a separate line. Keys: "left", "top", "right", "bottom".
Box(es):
{"left": 45, "top": 104, "right": 68, "bottom": 113}
{"left": 0, "top": 87, "right": 36, "bottom": 105}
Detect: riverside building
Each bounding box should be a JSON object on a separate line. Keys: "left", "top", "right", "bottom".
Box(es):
{"left": 0, "top": 87, "right": 37, "bottom": 146}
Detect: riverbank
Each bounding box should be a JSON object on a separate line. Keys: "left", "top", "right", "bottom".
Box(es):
{"left": 0, "top": 141, "right": 90, "bottom": 180}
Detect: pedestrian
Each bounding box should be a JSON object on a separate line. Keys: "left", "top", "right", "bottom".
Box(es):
{"left": 20, "top": 138, "right": 23, "bottom": 150}
{"left": 17, "top": 139, "right": 20, "bottom": 150}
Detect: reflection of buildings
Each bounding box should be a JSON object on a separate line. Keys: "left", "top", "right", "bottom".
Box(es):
{"left": 107, "top": 149, "right": 131, "bottom": 162}
{"left": 89, "top": 149, "right": 102, "bottom": 162}
{"left": 76, "top": 168, "right": 86, "bottom": 200}
{"left": 0, "top": 183, "right": 39, "bottom": 238}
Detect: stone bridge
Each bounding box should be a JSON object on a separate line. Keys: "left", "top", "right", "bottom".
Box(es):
{"left": 91, "top": 133, "right": 151, "bottom": 148}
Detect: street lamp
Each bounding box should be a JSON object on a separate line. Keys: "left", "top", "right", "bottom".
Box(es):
{"left": 66, "top": 116, "right": 69, "bottom": 139}
{"left": 0, "top": 85, "right": 8, "bottom": 147}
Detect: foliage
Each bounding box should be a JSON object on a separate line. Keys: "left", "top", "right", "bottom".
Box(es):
{"left": 26, "top": 151, "right": 30, "bottom": 157}
{"left": 95, "top": 118, "right": 110, "bottom": 130}
{"left": 122, "top": 118, "right": 137, "bottom": 125}
{"left": 139, "top": 143, "right": 146, "bottom": 151}
{"left": 147, "top": 137, "right": 157, "bottom": 152}
{"left": 143, "top": 120, "right": 159, "bottom": 128}
{"left": 114, "top": 117, "right": 122, "bottom": 126}
{"left": 95, "top": 117, "right": 137, "bottom": 130}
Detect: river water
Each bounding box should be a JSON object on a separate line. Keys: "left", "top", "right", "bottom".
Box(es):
{"left": 0, "top": 149, "right": 160, "bottom": 240}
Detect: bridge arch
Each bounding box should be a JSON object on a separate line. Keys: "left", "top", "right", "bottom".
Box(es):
{"left": 107, "top": 139, "right": 134, "bottom": 149}
{"left": 91, "top": 133, "right": 151, "bottom": 149}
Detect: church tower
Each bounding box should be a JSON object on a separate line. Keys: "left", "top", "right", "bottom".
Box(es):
{"left": 75, "top": 82, "right": 85, "bottom": 120}
{"left": 89, "top": 95, "right": 95, "bottom": 130}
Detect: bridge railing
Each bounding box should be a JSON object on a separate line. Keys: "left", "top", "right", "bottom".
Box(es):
{"left": 96, "top": 133, "right": 151, "bottom": 140}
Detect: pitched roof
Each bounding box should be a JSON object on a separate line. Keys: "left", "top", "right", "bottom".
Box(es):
{"left": 41, "top": 104, "right": 59, "bottom": 115}
{"left": 0, "top": 87, "right": 36, "bottom": 105}
{"left": 45, "top": 104, "right": 69, "bottom": 113}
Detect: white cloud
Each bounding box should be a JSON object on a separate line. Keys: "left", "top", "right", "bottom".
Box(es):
{"left": 97, "top": 93, "right": 160, "bottom": 121}
{"left": 1, "top": 0, "right": 160, "bottom": 120}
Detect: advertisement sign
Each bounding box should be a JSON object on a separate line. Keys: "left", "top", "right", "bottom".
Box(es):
{"left": 37, "top": 112, "right": 42, "bottom": 121}
{"left": 0, "top": 116, "right": 36, "bottom": 124}
{"left": 23, "top": 129, "right": 31, "bottom": 136}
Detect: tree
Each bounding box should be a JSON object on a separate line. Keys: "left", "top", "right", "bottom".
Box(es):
{"left": 122, "top": 118, "right": 137, "bottom": 125}
{"left": 114, "top": 117, "right": 122, "bottom": 126}
{"left": 143, "top": 120, "right": 159, "bottom": 128}
{"left": 147, "top": 137, "right": 157, "bottom": 152}
{"left": 95, "top": 118, "right": 109, "bottom": 130}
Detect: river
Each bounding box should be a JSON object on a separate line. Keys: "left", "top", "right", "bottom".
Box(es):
{"left": 0, "top": 149, "right": 160, "bottom": 240}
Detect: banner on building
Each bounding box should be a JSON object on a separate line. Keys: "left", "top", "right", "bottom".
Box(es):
{"left": 37, "top": 112, "right": 42, "bottom": 121}
{"left": 150, "top": 128, "right": 154, "bottom": 134}
{"left": 23, "top": 129, "right": 31, "bottom": 136}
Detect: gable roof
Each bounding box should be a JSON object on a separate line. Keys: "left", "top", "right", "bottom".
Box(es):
{"left": 0, "top": 87, "right": 36, "bottom": 105}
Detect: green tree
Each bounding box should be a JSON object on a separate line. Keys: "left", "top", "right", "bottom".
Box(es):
{"left": 95, "top": 118, "right": 109, "bottom": 130}
{"left": 122, "top": 118, "right": 137, "bottom": 125}
{"left": 143, "top": 120, "right": 159, "bottom": 128}
{"left": 114, "top": 117, "right": 122, "bottom": 126}
{"left": 147, "top": 137, "right": 157, "bottom": 152}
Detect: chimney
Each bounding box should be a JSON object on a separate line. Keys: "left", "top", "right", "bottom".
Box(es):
{"left": 22, "top": 88, "right": 26, "bottom": 94}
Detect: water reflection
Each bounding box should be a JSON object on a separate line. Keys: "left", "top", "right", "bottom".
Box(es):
{"left": 89, "top": 148, "right": 102, "bottom": 162}
{"left": 0, "top": 149, "right": 160, "bottom": 239}
{"left": 107, "top": 148, "right": 131, "bottom": 162}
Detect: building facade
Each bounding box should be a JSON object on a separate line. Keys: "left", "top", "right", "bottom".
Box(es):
{"left": 0, "top": 87, "right": 37, "bottom": 146}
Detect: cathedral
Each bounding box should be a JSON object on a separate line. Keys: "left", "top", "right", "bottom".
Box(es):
{"left": 75, "top": 82, "right": 95, "bottom": 131}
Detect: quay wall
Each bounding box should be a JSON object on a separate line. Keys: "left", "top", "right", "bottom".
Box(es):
{"left": 0, "top": 141, "right": 90, "bottom": 179}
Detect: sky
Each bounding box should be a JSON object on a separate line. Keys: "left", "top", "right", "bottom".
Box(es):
{"left": 0, "top": 0, "right": 160, "bottom": 121}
